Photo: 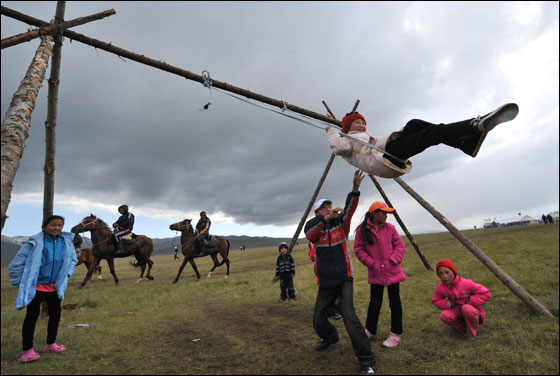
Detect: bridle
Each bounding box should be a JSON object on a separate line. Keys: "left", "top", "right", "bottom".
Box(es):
{"left": 74, "top": 216, "right": 98, "bottom": 233}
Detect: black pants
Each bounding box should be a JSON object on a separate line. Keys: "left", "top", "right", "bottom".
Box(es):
{"left": 22, "top": 290, "right": 62, "bottom": 351}
{"left": 279, "top": 274, "right": 296, "bottom": 299}
{"left": 385, "top": 118, "right": 476, "bottom": 160}
{"left": 313, "top": 280, "right": 376, "bottom": 368}
{"left": 365, "top": 283, "right": 403, "bottom": 335}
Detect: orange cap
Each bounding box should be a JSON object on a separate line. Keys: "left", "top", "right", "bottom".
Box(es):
{"left": 368, "top": 201, "right": 395, "bottom": 213}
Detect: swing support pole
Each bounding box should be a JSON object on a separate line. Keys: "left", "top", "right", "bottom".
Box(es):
{"left": 287, "top": 100, "right": 360, "bottom": 253}
{"left": 369, "top": 175, "right": 432, "bottom": 270}
{"left": 393, "top": 177, "right": 553, "bottom": 317}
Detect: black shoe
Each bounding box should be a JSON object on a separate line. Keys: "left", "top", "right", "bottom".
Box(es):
{"left": 288, "top": 297, "right": 296, "bottom": 301}
{"left": 359, "top": 366, "right": 376, "bottom": 375}
{"left": 113, "top": 249, "right": 126, "bottom": 257}
{"left": 314, "top": 338, "right": 331, "bottom": 351}
{"left": 314, "top": 337, "right": 338, "bottom": 351}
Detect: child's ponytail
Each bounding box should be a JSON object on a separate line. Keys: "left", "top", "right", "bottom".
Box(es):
{"left": 357, "top": 212, "right": 375, "bottom": 245}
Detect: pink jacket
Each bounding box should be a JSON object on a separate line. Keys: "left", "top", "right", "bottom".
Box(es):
{"left": 432, "top": 275, "right": 491, "bottom": 322}
{"left": 353, "top": 220, "right": 406, "bottom": 286}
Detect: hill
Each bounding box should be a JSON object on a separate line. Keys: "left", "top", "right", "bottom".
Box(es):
{"left": 1, "top": 235, "right": 305, "bottom": 266}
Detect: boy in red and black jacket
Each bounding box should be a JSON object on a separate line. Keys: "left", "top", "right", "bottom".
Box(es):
{"left": 304, "top": 170, "right": 376, "bottom": 376}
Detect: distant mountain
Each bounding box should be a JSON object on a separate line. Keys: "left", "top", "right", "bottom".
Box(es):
{"left": 1, "top": 234, "right": 305, "bottom": 266}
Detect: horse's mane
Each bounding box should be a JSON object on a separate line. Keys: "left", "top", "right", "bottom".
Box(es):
{"left": 91, "top": 215, "right": 111, "bottom": 229}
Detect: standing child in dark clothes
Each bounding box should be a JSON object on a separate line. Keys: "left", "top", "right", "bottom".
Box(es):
{"left": 273, "top": 242, "right": 296, "bottom": 301}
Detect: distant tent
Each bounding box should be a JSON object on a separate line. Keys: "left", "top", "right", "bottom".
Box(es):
{"left": 547, "top": 211, "right": 559, "bottom": 222}
{"left": 519, "top": 215, "right": 539, "bottom": 224}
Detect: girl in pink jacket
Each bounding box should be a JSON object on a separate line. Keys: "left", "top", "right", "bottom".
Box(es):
{"left": 354, "top": 201, "right": 406, "bottom": 348}
{"left": 432, "top": 259, "right": 491, "bottom": 338}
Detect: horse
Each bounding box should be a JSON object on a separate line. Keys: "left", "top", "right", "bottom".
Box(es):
{"left": 169, "top": 219, "right": 230, "bottom": 283}
{"left": 76, "top": 247, "right": 104, "bottom": 281}
{"left": 71, "top": 214, "right": 154, "bottom": 288}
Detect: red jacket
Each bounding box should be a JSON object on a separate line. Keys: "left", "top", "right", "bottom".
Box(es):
{"left": 432, "top": 275, "right": 491, "bottom": 322}
{"left": 304, "top": 191, "right": 359, "bottom": 288}
{"left": 354, "top": 220, "right": 406, "bottom": 286}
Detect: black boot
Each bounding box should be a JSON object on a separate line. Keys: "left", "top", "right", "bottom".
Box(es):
{"left": 113, "top": 240, "right": 126, "bottom": 257}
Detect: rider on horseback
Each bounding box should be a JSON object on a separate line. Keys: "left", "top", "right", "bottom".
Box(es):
{"left": 194, "top": 211, "right": 211, "bottom": 257}
{"left": 112, "top": 205, "right": 135, "bottom": 257}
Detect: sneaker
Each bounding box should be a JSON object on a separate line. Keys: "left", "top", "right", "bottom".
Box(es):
{"left": 288, "top": 297, "right": 296, "bottom": 301}
{"left": 314, "top": 337, "right": 338, "bottom": 351}
{"left": 382, "top": 332, "right": 401, "bottom": 348}
{"left": 359, "top": 365, "right": 376, "bottom": 375}
{"left": 333, "top": 313, "right": 342, "bottom": 320}
{"left": 365, "top": 328, "right": 374, "bottom": 340}
{"left": 43, "top": 343, "right": 67, "bottom": 353}
{"left": 19, "top": 348, "right": 40, "bottom": 362}
{"left": 279, "top": 298, "right": 287, "bottom": 302}
{"left": 468, "top": 103, "right": 519, "bottom": 157}
{"left": 476, "top": 103, "right": 519, "bottom": 133}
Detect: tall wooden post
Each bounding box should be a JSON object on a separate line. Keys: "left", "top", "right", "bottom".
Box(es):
{"left": 43, "top": 1, "right": 66, "bottom": 222}
{"left": 394, "top": 177, "right": 553, "bottom": 317}
{"left": 1, "top": 36, "right": 54, "bottom": 232}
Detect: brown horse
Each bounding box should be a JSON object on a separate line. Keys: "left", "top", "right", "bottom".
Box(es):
{"left": 169, "top": 219, "right": 230, "bottom": 283}
{"left": 71, "top": 214, "right": 154, "bottom": 288}
{"left": 76, "top": 247, "right": 104, "bottom": 281}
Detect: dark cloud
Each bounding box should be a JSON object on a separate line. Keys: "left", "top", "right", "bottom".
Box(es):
{"left": 2, "top": 2, "right": 558, "bottom": 236}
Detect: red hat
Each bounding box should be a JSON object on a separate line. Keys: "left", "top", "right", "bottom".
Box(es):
{"left": 368, "top": 201, "right": 395, "bottom": 213}
{"left": 436, "top": 259, "right": 458, "bottom": 276}
{"left": 341, "top": 112, "right": 366, "bottom": 134}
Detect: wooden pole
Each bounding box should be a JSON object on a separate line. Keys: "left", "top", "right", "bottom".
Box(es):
{"left": 42, "top": 1, "right": 66, "bottom": 222}
{"left": 369, "top": 175, "right": 432, "bottom": 270}
{"left": 1, "top": 5, "right": 340, "bottom": 127}
{"left": 287, "top": 100, "right": 359, "bottom": 253}
{"left": 1, "top": 8, "right": 116, "bottom": 49}
{"left": 394, "top": 177, "right": 553, "bottom": 317}
{"left": 1, "top": 36, "right": 54, "bottom": 232}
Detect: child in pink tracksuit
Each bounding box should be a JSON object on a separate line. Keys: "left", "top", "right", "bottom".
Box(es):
{"left": 432, "top": 260, "right": 491, "bottom": 338}
{"left": 354, "top": 201, "right": 406, "bottom": 348}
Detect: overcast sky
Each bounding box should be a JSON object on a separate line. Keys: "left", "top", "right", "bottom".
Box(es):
{"left": 1, "top": 1, "right": 558, "bottom": 240}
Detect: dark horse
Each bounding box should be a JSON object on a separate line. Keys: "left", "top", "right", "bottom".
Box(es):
{"left": 169, "top": 219, "right": 230, "bottom": 283}
{"left": 71, "top": 214, "right": 154, "bottom": 288}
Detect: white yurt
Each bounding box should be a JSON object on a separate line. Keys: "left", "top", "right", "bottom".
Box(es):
{"left": 547, "top": 211, "right": 559, "bottom": 223}
{"left": 519, "top": 215, "right": 539, "bottom": 224}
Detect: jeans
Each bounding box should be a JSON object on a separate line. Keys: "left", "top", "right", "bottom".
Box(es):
{"left": 22, "top": 291, "right": 62, "bottom": 351}
{"left": 366, "top": 283, "right": 403, "bottom": 335}
{"left": 313, "top": 280, "right": 376, "bottom": 368}
{"left": 385, "top": 118, "right": 476, "bottom": 160}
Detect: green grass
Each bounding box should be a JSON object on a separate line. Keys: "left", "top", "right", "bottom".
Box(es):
{"left": 1, "top": 224, "right": 558, "bottom": 374}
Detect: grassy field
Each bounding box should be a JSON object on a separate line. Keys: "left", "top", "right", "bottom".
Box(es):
{"left": 1, "top": 224, "right": 558, "bottom": 375}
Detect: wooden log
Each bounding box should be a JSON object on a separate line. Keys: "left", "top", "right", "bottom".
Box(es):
{"left": 287, "top": 100, "right": 359, "bottom": 253}
{"left": 1, "top": 8, "right": 116, "bottom": 49}
{"left": 43, "top": 1, "right": 66, "bottom": 222}
{"left": 369, "top": 175, "right": 432, "bottom": 270}
{"left": 394, "top": 177, "right": 553, "bottom": 317}
{"left": 1, "top": 5, "right": 340, "bottom": 127}
{"left": 1, "top": 36, "right": 54, "bottom": 231}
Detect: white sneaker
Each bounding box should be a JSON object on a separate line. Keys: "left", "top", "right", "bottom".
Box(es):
{"left": 382, "top": 332, "right": 401, "bottom": 348}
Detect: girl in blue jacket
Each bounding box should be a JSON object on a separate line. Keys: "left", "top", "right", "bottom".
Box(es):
{"left": 9, "top": 215, "right": 78, "bottom": 363}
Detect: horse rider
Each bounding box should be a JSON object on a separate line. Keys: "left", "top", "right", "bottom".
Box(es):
{"left": 194, "top": 211, "right": 211, "bottom": 257}
{"left": 112, "top": 205, "right": 135, "bottom": 256}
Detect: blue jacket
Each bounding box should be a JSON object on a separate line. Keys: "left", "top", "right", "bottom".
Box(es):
{"left": 9, "top": 231, "right": 78, "bottom": 310}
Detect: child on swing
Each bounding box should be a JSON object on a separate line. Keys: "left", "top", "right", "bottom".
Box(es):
{"left": 432, "top": 259, "right": 491, "bottom": 338}
{"left": 326, "top": 103, "right": 519, "bottom": 178}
